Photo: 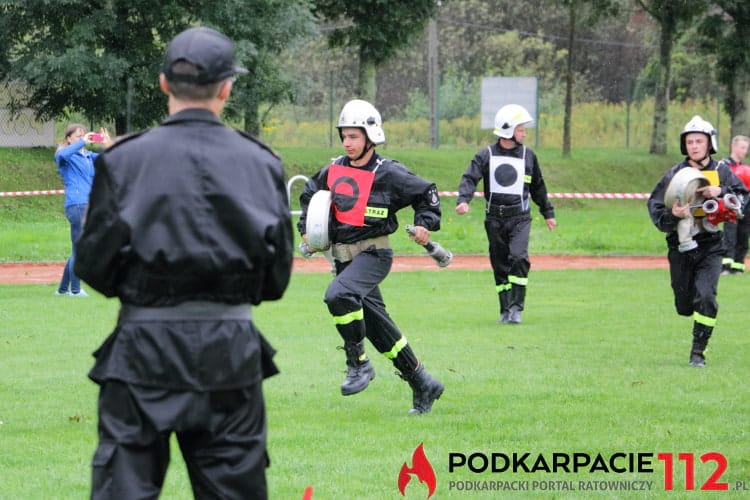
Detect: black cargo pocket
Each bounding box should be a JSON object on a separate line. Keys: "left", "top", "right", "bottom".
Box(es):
{"left": 92, "top": 442, "right": 116, "bottom": 467}
{"left": 259, "top": 333, "right": 280, "bottom": 379}
{"left": 91, "top": 442, "right": 117, "bottom": 499}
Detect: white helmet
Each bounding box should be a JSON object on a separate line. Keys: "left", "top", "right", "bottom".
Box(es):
{"left": 680, "top": 115, "right": 717, "bottom": 155}
{"left": 337, "top": 99, "right": 386, "bottom": 145}
{"left": 493, "top": 104, "right": 534, "bottom": 139}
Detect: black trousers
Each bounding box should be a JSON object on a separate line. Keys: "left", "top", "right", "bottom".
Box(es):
{"left": 485, "top": 214, "right": 532, "bottom": 283}
{"left": 324, "top": 247, "right": 405, "bottom": 354}
{"left": 667, "top": 236, "right": 723, "bottom": 319}
{"left": 91, "top": 380, "right": 268, "bottom": 500}
{"left": 723, "top": 219, "right": 750, "bottom": 266}
{"left": 485, "top": 214, "right": 531, "bottom": 310}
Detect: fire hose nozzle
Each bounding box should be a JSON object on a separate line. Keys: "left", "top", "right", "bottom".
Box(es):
{"left": 703, "top": 194, "right": 741, "bottom": 227}
{"left": 702, "top": 199, "right": 719, "bottom": 214}
{"left": 724, "top": 193, "right": 742, "bottom": 212}
{"left": 298, "top": 241, "right": 315, "bottom": 258}
{"left": 405, "top": 225, "right": 453, "bottom": 267}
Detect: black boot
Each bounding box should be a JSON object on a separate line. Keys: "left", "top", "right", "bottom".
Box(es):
{"left": 497, "top": 290, "right": 510, "bottom": 324}
{"left": 720, "top": 261, "right": 732, "bottom": 276}
{"left": 508, "top": 306, "right": 522, "bottom": 324}
{"left": 508, "top": 284, "right": 526, "bottom": 324}
{"left": 689, "top": 323, "right": 713, "bottom": 368}
{"left": 339, "top": 341, "right": 375, "bottom": 395}
{"left": 399, "top": 364, "right": 444, "bottom": 415}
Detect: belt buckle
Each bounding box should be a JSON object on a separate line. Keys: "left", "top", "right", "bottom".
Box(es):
{"left": 491, "top": 205, "right": 504, "bottom": 216}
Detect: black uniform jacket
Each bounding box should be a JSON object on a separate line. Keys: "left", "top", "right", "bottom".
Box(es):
{"left": 74, "top": 108, "right": 293, "bottom": 390}
{"left": 648, "top": 158, "right": 748, "bottom": 250}
{"left": 75, "top": 108, "right": 293, "bottom": 306}
{"left": 297, "top": 153, "right": 441, "bottom": 244}
{"left": 456, "top": 141, "right": 555, "bottom": 219}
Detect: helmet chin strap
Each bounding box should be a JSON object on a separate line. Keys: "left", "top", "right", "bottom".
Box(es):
{"left": 352, "top": 140, "right": 374, "bottom": 163}
{"left": 499, "top": 137, "right": 521, "bottom": 147}
{"left": 687, "top": 154, "right": 710, "bottom": 168}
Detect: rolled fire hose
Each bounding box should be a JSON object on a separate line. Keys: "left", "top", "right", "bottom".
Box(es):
{"left": 305, "top": 190, "right": 332, "bottom": 250}
{"left": 664, "top": 168, "right": 710, "bottom": 253}
{"left": 664, "top": 167, "right": 709, "bottom": 208}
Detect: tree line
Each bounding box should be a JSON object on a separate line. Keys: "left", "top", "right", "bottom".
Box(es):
{"left": 1, "top": 0, "right": 748, "bottom": 156}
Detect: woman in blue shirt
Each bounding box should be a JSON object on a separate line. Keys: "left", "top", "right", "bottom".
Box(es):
{"left": 54, "top": 123, "right": 110, "bottom": 296}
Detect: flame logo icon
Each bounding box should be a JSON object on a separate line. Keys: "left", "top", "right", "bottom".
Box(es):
{"left": 398, "top": 443, "right": 437, "bottom": 498}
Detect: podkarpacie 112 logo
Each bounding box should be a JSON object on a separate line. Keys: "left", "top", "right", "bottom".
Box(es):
{"left": 396, "top": 445, "right": 749, "bottom": 496}
{"left": 399, "top": 443, "right": 437, "bottom": 498}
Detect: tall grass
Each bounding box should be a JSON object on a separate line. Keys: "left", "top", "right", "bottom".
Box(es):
{"left": 261, "top": 98, "right": 731, "bottom": 150}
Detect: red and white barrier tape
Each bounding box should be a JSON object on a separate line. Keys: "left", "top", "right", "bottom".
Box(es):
{"left": 437, "top": 191, "right": 649, "bottom": 199}
{"left": 1, "top": 189, "right": 649, "bottom": 199}
{"left": 549, "top": 192, "right": 649, "bottom": 199}
{"left": 0, "top": 189, "right": 65, "bottom": 197}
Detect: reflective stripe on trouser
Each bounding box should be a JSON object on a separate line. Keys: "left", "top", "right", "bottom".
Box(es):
{"left": 693, "top": 311, "right": 717, "bottom": 328}
{"left": 721, "top": 258, "right": 745, "bottom": 271}
{"left": 331, "top": 308, "right": 366, "bottom": 344}
{"left": 91, "top": 380, "right": 268, "bottom": 500}
{"left": 667, "top": 237, "right": 722, "bottom": 319}
{"left": 325, "top": 247, "right": 418, "bottom": 372}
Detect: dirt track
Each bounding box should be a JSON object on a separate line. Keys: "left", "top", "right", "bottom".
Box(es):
{"left": 0, "top": 254, "right": 667, "bottom": 285}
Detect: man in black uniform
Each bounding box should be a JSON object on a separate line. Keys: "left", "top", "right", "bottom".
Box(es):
{"left": 718, "top": 135, "right": 750, "bottom": 275}
{"left": 298, "top": 99, "right": 444, "bottom": 414}
{"left": 648, "top": 115, "right": 747, "bottom": 368}
{"left": 74, "top": 27, "right": 293, "bottom": 499}
{"left": 455, "top": 104, "right": 556, "bottom": 324}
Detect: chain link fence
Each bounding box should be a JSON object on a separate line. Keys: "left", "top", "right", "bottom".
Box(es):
{"left": 0, "top": 82, "right": 55, "bottom": 147}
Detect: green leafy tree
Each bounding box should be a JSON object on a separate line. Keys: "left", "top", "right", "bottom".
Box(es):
{"left": 636, "top": 0, "right": 708, "bottom": 154}
{"left": 392, "top": 0, "right": 639, "bottom": 143}
{"left": 312, "top": 0, "right": 439, "bottom": 103}
{"left": 0, "top": 1, "right": 197, "bottom": 133}
{"left": 557, "top": 0, "right": 621, "bottom": 157}
{"left": 199, "top": 0, "right": 315, "bottom": 135}
{"left": 635, "top": 27, "right": 719, "bottom": 103}
{"left": 481, "top": 31, "right": 568, "bottom": 95}
{"left": 402, "top": 68, "right": 481, "bottom": 121}
{"left": 0, "top": 0, "right": 312, "bottom": 135}
{"left": 698, "top": 1, "right": 750, "bottom": 139}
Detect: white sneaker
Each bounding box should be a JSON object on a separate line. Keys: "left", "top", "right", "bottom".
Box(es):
{"left": 53, "top": 290, "right": 69, "bottom": 296}
{"left": 70, "top": 289, "right": 89, "bottom": 297}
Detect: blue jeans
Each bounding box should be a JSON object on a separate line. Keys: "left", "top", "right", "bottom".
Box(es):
{"left": 58, "top": 204, "right": 87, "bottom": 294}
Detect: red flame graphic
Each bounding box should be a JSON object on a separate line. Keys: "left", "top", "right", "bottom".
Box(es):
{"left": 398, "top": 443, "right": 437, "bottom": 498}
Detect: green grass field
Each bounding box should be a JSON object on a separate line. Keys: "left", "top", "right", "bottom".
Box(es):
{"left": 2, "top": 146, "right": 747, "bottom": 498}
{"left": 1, "top": 269, "right": 749, "bottom": 499}
{"left": 0, "top": 146, "right": 676, "bottom": 261}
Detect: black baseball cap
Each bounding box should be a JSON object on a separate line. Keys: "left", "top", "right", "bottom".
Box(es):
{"left": 163, "top": 27, "right": 248, "bottom": 84}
